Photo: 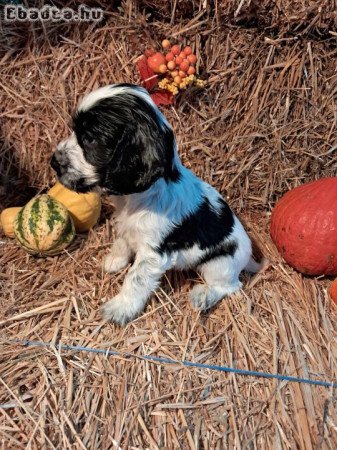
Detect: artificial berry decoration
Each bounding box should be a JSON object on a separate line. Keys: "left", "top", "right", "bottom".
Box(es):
{"left": 137, "top": 39, "right": 205, "bottom": 106}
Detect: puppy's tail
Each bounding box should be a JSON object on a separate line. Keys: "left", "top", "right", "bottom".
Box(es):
{"left": 245, "top": 256, "right": 268, "bottom": 274}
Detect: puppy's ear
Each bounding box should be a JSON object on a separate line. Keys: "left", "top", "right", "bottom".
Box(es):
{"left": 102, "top": 121, "right": 178, "bottom": 195}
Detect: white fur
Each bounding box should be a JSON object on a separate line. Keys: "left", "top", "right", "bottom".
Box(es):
{"left": 79, "top": 85, "right": 128, "bottom": 112}
{"left": 56, "top": 133, "right": 99, "bottom": 186}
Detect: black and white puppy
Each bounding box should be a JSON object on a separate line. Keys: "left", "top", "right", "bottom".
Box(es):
{"left": 51, "top": 83, "right": 261, "bottom": 325}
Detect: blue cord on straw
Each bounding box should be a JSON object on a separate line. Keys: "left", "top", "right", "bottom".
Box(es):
{"left": 12, "top": 339, "right": 337, "bottom": 389}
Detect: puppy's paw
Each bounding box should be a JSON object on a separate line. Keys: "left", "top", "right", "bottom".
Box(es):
{"left": 102, "top": 296, "right": 136, "bottom": 326}
{"left": 190, "top": 284, "right": 210, "bottom": 311}
{"left": 103, "top": 253, "right": 129, "bottom": 274}
{"left": 190, "top": 282, "right": 242, "bottom": 311}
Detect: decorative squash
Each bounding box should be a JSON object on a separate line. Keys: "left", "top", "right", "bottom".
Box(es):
{"left": 48, "top": 182, "right": 101, "bottom": 232}
{"left": 329, "top": 278, "right": 337, "bottom": 305}
{"left": 14, "top": 194, "right": 75, "bottom": 256}
{"left": 0, "top": 207, "right": 22, "bottom": 238}
{"left": 270, "top": 177, "right": 337, "bottom": 276}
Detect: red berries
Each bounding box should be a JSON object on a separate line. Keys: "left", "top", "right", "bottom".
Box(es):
{"left": 187, "top": 54, "right": 197, "bottom": 64}
{"left": 179, "top": 60, "right": 189, "bottom": 72}
{"left": 171, "top": 45, "right": 180, "bottom": 55}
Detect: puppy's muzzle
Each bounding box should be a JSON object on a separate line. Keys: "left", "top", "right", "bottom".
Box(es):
{"left": 50, "top": 152, "right": 71, "bottom": 178}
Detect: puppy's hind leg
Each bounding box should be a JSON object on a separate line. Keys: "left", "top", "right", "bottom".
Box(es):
{"left": 103, "top": 237, "right": 133, "bottom": 273}
{"left": 190, "top": 256, "right": 242, "bottom": 311}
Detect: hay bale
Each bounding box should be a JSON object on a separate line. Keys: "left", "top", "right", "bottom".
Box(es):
{"left": 138, "top": 0, "right": 337, "bottom": 35}
{"left": 138, "top": 0, "right": 201, "bottom": 21}
{"left": 218, "top": 0, "right": 337, "bottom": 35}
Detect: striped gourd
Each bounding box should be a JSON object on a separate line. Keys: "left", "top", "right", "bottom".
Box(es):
{"left": 14, "top": 194, "right": 75, "bottom": 256}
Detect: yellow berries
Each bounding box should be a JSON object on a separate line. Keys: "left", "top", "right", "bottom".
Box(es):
{"left": 158, "top": 78, "right": 169, "bottom": 87}
{"left": 195, "top": 78, "right": 205, "bottom": 87}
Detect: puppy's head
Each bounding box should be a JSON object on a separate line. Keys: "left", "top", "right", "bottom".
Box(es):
{"left": 51, "top": 84, "right": 179, "bottom": 194}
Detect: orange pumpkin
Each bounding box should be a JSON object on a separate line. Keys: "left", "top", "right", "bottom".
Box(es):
{"left": 329, "top": 279, "right": 337, "bottom": 304}
{"left": 270, "top": 177, "right": 337, "bottom": 275}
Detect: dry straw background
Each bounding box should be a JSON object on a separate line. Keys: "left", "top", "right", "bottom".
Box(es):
{"left": 1, "top": 0, "right": 337, "bottom": 448}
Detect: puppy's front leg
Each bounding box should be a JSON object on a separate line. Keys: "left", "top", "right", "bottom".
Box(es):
{"left": 102, "top": 252, "right": 170, "bottom": 325}
{"left": 103, "top": 237, "right": 132, "bottom": 274}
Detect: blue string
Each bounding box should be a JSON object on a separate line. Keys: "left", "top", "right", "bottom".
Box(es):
{"left": 12, "top": 339, "right": 337, "bottom": 389}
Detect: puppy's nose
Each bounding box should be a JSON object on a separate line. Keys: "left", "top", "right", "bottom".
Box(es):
{"left": 50, "top": 154, "right": 61, "bottom": 176}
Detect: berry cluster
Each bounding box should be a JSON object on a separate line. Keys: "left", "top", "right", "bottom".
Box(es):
{"left": 145, "top": 40, "right": 205, "bottom": 95}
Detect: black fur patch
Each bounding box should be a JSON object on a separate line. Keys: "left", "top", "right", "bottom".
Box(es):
{"left": 73, "top": 84, "right": 179, "bottom": 195}
{"left": 159, "top": 197, "right": 237, "bottom": 261}
{"left": 197, "top": 241, "right": 238, "bottom": 266}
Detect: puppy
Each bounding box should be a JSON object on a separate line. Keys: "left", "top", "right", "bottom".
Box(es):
{"left": 51, "top": 83, "right": 262, "bottom": 325}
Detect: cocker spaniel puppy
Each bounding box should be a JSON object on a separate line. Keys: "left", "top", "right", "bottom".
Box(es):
{"left": 51, "top": 84, "right": 262, "bottom": 325}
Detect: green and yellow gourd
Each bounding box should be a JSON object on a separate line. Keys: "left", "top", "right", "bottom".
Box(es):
{"left": 14, "top": 194, "right": 75, "bottom": 256}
